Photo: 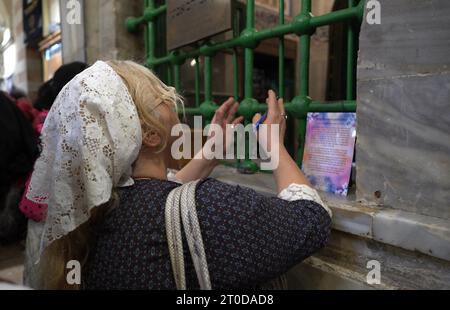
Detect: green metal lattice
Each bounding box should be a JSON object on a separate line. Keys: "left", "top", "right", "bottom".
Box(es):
{"left": 127, "top": 0, "right": 363, "bottom": 171}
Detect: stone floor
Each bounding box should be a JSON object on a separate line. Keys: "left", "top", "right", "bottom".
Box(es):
{"left": 0, "top": 242, "right": 25, "bottom": 285}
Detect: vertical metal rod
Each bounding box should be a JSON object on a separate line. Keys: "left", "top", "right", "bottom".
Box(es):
{"left": 241, "top": 0, "right": 257, "bottom": 172}
{"left": 147, "top": 0, "right": 156, "bottom": 68}
{"left": 346, "top": 0, "right": 356, "bottom": 100}
{"left": 167, "top": 65, "right": 173, "bottom": 86}
{"left": 144, "top": 0, "right": 150, "bottom": 62}
{"left": 174, "top": 64, "right": 181, "bottom": 92}
{"left": 299, "top": 0, "right": 311, "bottom": 97}
{"left": 233, "top": 51, "right": 239, "bottom": 100}
{"left": 279, "top": 0, "right": 285, "bottom": 99}
{"left": 194, "top": 58, "right": 201, "bottom": 107}
{"left": 244, "top": 0, "right": 255, "bottom": 99}
{"left": 232, "top": 1, "right": 240, "bottom": 101}
{"left": 297, "top": 0, "right": 312, "bottom": 167}
{"left": 204, "top": 56, "right": 212, "bottom": 102}
{"left": 246, "top": 0, "right": 255, "bottom": 30}
{"left": 244, "top": 49, "right": 254, "bottom": 99}
{"left": 233, "top": 50, "right": 241, "bottom": 168}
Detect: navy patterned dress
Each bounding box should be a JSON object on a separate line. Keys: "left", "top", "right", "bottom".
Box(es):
{"left": 83, "top": 178, "right": 331, "bottom": 289}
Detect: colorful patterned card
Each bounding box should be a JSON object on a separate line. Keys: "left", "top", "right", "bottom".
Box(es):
{"left": 302, "top": 113, "right": 357, "bottom": 196}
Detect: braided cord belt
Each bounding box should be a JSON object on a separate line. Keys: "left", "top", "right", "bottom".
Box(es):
{"left": 165, "top": 180, "right": 211, "bottom": 290}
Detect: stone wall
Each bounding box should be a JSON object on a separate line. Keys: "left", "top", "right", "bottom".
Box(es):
{"left": 84, "top": 0, "right": 144, "bottom": 64}
{"left": 356, "top": 0, "right": 450, "bottom": 220}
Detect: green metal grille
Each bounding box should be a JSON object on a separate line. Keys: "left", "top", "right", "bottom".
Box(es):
{"left": 127, "top": 0, "right": 363, "bottom": 171}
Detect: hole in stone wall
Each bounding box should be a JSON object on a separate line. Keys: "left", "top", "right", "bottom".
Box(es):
{"left": 374, "top": 191, "right": 382, "bottom": 199}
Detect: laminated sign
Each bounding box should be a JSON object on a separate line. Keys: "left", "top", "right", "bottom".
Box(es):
{"left": 302, "top": 113, "right": 357, "bottom": 196}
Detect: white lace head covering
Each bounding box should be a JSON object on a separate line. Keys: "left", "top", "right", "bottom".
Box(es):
{"left": 27, "top": 60, "right": 142, "bottom": 260}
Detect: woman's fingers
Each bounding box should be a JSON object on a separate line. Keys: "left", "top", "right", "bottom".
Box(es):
{"left": 215, "top": 93, "right": 284, "bottom": 128}
{"left": 278, "top": 98, "right": 285, "bottom": 115}
{"left": 226, "top": 102, "right": 239, "bottom": 124}
{"left": 221, "top": 97, "right": 235, "bottom": 113}
{"left": 213, "top": 107, "right": 224, "bottom": 123}
{"left": 214, "top": 97, "right": 235, "bottom": 124}
{"left": 278, "top": 98, "right": 286, "bottom": 126}
{"left": 252, "top": 113, "right": 262, "bottom": 124}
{"left": 232, "top": 116, "right": 244, "bottom": 125}
{"left": 267, "top": 90, "right": 280, "bottom": 117}
{"left": 216, "top": 97, "right": 234, "bottom": 115}
{"left": 278, "top": 98, "right": 287, "bottom": 136}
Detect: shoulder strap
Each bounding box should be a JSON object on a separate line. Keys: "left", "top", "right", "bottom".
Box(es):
{"left": 165, "top": 180, "right": 211, "bottom": 290}
{"left": 165, "top": 179, "right": 287, "bottom": 290}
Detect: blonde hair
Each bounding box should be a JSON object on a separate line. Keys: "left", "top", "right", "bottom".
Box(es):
{"left": 37, "top": 60, "right": 183, "bottom": 289}
{"left": 107, "top": 60, "right": 184, "bottom": 152}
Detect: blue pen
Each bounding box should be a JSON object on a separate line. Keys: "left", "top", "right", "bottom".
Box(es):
{"left": 254, "top": 113, "right": 268, "bottom": 132}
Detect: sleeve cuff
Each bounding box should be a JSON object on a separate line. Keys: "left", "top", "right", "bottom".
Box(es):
{"left": 167, "top": 169, "right": 183, "bottom": 184}
{"left": 278, "top": 183, "right": 332, "bottom": 217}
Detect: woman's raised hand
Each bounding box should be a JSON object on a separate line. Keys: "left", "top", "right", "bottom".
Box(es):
{"left": 209, "top": 97, "right": 244, "bottom": 154}
{"left": 252, "top": 90, "right": 287, "bottom": 152}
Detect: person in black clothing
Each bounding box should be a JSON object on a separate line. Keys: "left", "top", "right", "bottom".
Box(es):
{"left": 0, "top": 92, "right": 38, "bottom": 244}
{"left": 34, "top": 62, "right": 88, "bottom": 111}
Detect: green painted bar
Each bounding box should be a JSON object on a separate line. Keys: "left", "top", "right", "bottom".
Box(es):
{"left": 297, "top": 0, "right": 312, "bottom": 166}
{"left": 301, "top": 0, "right": 312, "bottom": 17}
{"left": 128, "top": 1, "right": 361, "bottom": 35}
{"left": 183, "top": 107, "right": 201, "bottom": 115}
{"left": 259, "top": 100, "right": 357, "bottom": 114}
{"left": 246, "top": 0, "right": 255, "bottom": 30}
{"left": 128, "top": 0, "right": 362, "bottom": 172}
{"left": 244, "top": 48, "right": 254, "bottom": 99}
{"left": 233, "top": 51, "right": 239, "bottom": 100}
{"left": 144, "top": 0, "right": 149, "bottom": 60}
{"left": 126, "top": 4, "right": 167, "bottom": 33}
{"left": 299, "top": 37, "right": 310, "bottom": 97}
{"left": 194, "top": 58, "right": 200, "bottom": 107}
{"left": 309, "top": 100, "right": 357, "bottom": 112}
{"left": 346, "top": 0, "right": 356, "bottom": 100}
{"left": 135, "top": 4, "right": 363, "bottom": 68}
{"left": 180, "top": 100, "right": 357, "bottom": 118}
{"left": 167, "top": 65, "right": 172, "bottom": 86}
{"left": 244, "top": 0, "right": 255, "bottom": 99}
{"left": 232, "top": 4, "right": 240, "bottom": 101}
{"left": 240, "top": 0, "right": 259, "bottom": 173}
{"left": 278, "top": 0, "right": 285, "bottom": 99}
{"left": 299, "top": 0, "right": 311, "bottom": 97}
{"left": 173, "top": 64, "right": 181, "bottom": 92}
{"left": 309, "top": 3, "right": 362, "bottom": 29}
{"left": 204, "top": 56, "right": 213, "bottom": 103}
{"left": 145, "top": 4, "right": 167, "bottom": 21}
{"left": 147, "top": 0, "right": 156, "bottom": 69}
